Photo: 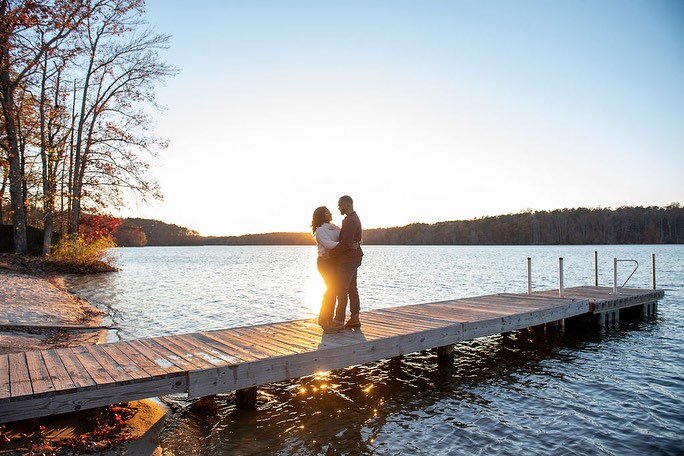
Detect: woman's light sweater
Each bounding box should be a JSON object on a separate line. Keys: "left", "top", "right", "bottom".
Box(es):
{"left": 314, "top": 222, "right": 340, "bottom": 255}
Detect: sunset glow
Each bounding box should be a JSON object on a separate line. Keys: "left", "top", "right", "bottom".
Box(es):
{"left": 121, "top": 1, "right": 684, "bottom": 235}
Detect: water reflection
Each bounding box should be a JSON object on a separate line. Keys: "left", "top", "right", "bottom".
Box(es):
{"left": 63, "top": 246, "right": 683, "bottom": 455}
{"left": 157, "top": 318, "right": 660, "bottom": 455}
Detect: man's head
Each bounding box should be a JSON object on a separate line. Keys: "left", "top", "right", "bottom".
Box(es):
{"left": 338, "top": 195, "right": 354, "bottom": 215}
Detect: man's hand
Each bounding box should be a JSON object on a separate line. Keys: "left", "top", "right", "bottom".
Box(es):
{"left": 352, "top": 241, "right": 360, "bottom": 250}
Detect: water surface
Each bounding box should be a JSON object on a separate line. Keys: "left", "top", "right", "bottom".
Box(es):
{"left": 66, "top": 245, "right": 683, "bottom": 455}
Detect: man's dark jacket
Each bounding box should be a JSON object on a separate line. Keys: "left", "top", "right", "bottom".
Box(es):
{"left": 328, "top": 211, "right": 363, "bottom": 264}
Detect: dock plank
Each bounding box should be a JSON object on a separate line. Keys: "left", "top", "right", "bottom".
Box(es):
{"left": 25, "top": 351, "right": 55, "bottom": 397}
{"left": 174, "top": 333, "right": 240, "bottom": 366}
{"left": 8, "top": 353, "right": 33, "bottom": 401}
{"left": 128, "top": 339, "right": 186, "bottom": 374}
{"left": 55, "top": 348, "right": 96, "bottom": 390}
{"left": 0, "top": 355, "right": 10, "bottom": 402}
{"left": 199, "top": 331, "right": 264, "bottom": 361}
{"left": 70, "top": 346, "right": 115, "bottom": 386}
{"left": 84, "top": 345, "right": 133, "bottom": 384}
{"left": 117, "top": 342, "right": 171, "bottom": 378}
{"left": 153, "top": 336, "right": 215, "bottom": 370}
{"left": 99, "top": 344, "right": 149, "bottom": 380}
{"left": 230, "top": 327, "right": 303, "bottom": 356}
{"left": 41, "top": 350, "right": 76, "bottom": 393}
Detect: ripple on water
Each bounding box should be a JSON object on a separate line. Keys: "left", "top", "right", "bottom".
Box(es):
{"left": 63, "top": 245, "right": 684, "bottom": 455}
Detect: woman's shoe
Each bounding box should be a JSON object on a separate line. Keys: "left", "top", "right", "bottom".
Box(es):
{"left": 323, "top": 320, "right": 344, "bottom": 334}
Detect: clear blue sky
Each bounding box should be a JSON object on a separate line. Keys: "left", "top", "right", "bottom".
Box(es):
{"left": 131, "top": 0, "right": 684, "bottom": 235}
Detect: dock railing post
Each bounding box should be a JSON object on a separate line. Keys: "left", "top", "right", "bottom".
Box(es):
{"left": 558, "top": 257, "right": 564, "bottom": 298}
{"left": 613, "top": 257, "right": 618, "bottom": 294}
{"left": 652, "top": 253, "right": 656, "bottom": 290}
{"left": 527, "top": 257, "right": 532, "bottom": 295}
{"left": 594, "top": 251, "right": 598, "bottom": 287}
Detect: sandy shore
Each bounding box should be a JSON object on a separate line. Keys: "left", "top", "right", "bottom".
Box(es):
{"left": 0, "top": 263, "right": 168, "bottom": 454}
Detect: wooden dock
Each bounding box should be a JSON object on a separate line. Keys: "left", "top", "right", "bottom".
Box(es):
{"left": 0, "top": 286, "right": 663, "bottom": 423}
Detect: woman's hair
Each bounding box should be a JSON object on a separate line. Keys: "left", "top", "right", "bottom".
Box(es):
{"left": 311, "top": 206, "right": 330, "bottom": 233}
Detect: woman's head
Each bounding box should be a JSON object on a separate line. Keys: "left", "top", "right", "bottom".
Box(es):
{"left": 311, "top": 206, "right": 332, "bottom": 233}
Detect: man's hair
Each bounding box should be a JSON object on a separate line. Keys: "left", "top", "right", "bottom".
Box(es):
{"left": 339, "top": 195, "right": 353, "bottom": 205}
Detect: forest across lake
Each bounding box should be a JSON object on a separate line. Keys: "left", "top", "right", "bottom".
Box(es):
{"left": 114, "top": 204, "right": 683, "bottom": 247}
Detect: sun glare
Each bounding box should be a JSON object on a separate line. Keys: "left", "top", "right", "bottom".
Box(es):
{"left": 303, "top": 250, "right": 325, "bottom": 315}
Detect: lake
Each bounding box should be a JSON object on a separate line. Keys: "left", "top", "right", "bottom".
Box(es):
{"left": 66, "top": 245, "right": 683, "bottom": 455}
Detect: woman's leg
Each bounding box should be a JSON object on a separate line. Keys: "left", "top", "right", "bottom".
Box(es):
{"left": 317, "top": 258, "right": 337, "bottom": 326}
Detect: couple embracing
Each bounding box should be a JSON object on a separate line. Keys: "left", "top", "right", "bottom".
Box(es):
{"left": 311, "top": 195, "right": 363, "bottom": 334}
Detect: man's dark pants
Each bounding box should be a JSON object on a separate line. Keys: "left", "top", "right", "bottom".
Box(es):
{"left": 334, "top": 260, "right": 361, "bottom": 323}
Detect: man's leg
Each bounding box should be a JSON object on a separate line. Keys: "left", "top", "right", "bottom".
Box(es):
{"left": 348, "top": 268, "right": 360, "bottom": 316}
{"left": 334, "top": 262, "right": 355, "bottom": 323}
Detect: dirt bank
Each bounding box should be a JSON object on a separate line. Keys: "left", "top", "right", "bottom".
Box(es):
{"left": 0, "top": 262, "right": 168, "bottom": 455}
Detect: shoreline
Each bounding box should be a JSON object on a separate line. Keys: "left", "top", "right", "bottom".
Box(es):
{"left": 0, "top": 260, "right": 167, "bottom": 455}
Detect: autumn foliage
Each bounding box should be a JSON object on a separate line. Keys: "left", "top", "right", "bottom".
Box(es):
{"left": 78, "top": 214, "right": 122, "bottom": 243}
{"left": 48, "top": 214, "right": 121, "bottom": 272}
{"left": 0, "top": 0, "right": 174, "bottom": 255}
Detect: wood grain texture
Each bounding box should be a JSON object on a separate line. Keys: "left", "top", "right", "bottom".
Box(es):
{"left": 0, "top": 355, "right": 10, "bottom": 403}
{"left": 9, "top": 352, "right": 33, "bottom": 401}
{"left": 25, "top": 351, "right": 55, "bottom": 397}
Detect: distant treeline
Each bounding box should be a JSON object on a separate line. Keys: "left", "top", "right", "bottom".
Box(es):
{"left": 363, "top": 205, "right": 683, "bottom": 245}
{"left": 115, "top": 204, "right": 683, "bottom": 247}
{"left": 116, "top": 218, "right": 201, "bottom": 247}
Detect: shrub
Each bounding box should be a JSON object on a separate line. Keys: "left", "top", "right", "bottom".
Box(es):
{"left": 51, "top": 235, "right": 117, "bottom": 273}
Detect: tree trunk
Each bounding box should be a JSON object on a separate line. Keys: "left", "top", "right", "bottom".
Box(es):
{"left": 43, "top": 196, "right": 53, "bottom": 256}
{"left": 40, "top": 58, "right": 51, "bottom": 255}
{"left": 0, "top": 0, "right": 27, "bottom": 253}
{"left": 0, "top": 164, "right": 6, "bottom": 224}
{"left": 1, "top": 86, "right": 27, "bottom": 253}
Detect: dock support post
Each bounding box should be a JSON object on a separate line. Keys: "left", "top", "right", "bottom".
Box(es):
{"left": 643, "top": 301, "right": 657, "bottom": 317}
{"left": 437, "top": 345, "right": 455, "bottom": 368}
{"left": 531, "top": 324, "right": 545, "bottom": 335}
{"left": 594, "top": 251, "right": 598, "bottom": 286}
{"left": 527, "top": 257, "right": 532, "bottom": 295}
{"left": 547, "top": 319, "right": 564, "bottom": 332}
{"left": 597, "top": 313, "right": 606, "bottom": 327}
{"left": 389, "top": 355, "right": 403, "bottom": 373}
{"left": 613, "top": 310, "right": 620, "bottom": 325}
{"left": 652, "top": 254, "right": 656, "bottom": 290}
{"left": 558, "top": 257, "right": 564, "bottom": 298}
{"left": 235, "top": 387, "right": 257, "bottom": 410}
{"left": 613, "top": 257, "right": 618, "bottom": 294}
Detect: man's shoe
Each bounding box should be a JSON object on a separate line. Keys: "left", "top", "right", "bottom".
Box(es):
{"left": 345, "top": 314, "right": 361, "bottom": 329}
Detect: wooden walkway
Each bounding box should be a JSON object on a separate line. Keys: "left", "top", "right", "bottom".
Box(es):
{"left": 0, "top": 286, "right": 663, "bottom": 423}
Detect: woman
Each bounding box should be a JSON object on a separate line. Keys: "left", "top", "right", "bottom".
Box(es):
{"left": 311, "top": 206, "right": 345, "bottom": 333}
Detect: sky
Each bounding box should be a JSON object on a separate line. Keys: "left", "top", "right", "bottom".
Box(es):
{"left": 123, "top": 0, "right": 684, "bottom": 236}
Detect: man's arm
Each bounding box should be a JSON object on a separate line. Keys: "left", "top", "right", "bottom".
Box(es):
{"left": 327, "top": 220, "right": 353, "bottom": 257}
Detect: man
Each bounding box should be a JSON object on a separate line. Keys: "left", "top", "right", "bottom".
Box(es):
{"left": 327, "top": 195, "right": 363, "bottom": 329}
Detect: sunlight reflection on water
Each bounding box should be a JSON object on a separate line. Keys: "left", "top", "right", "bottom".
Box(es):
{"left": 65, "top": 245, "right": 684, "bottom": 455}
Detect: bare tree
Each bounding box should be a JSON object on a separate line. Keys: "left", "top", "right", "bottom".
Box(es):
{"left": 0, "top": 0, "right": 91, "bottom": 253}
{"left": 38, "top": 52, "right": 72, "bottom": 253}
{"left": 69, "top": 0, "right": 173, "bottom": 233}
